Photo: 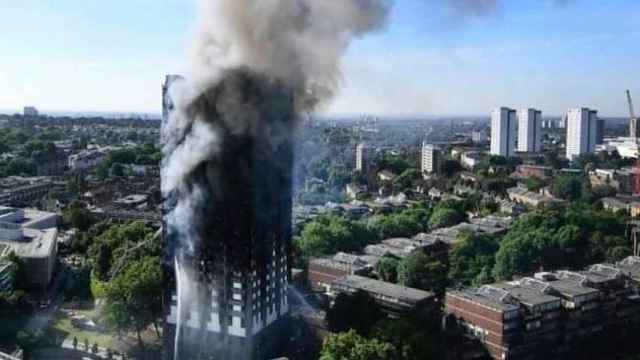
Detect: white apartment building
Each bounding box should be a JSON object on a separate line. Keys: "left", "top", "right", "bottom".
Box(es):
{"left": 517, "top": 109, "right": 542, "bottom": 153}
{"left": 566, "top": 108, "right": 598, "bottom": 160}
{"left": 355, "top": 143, "right": 370, "bottom": 172}
{"left": 490, "top": 107, "right": 517, "bottom": 157}
{"left": 421, "top": 143, "right": 440, "bottom": 175}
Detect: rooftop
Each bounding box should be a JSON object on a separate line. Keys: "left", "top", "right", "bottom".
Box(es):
{"left": 617, "top": 256, "right": 640, "bottom": 281}
{"left": 113, "top": 194, "right": 148, "bottom": 205}
{"left": 0, "top": 228, "right": 57, "bottom": 259}
{"left": 493, "top": 282, "right": 561, "bottom": 310}
{"left": 333, "top": 275, "right": 434, "bottom": 305}
{"left": 448, "top": 287, "right": 520, "bottom": 313}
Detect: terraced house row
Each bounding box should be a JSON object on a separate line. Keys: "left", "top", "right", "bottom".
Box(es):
{"left": 445, "top": 257, "right": 640, "bottom": 360}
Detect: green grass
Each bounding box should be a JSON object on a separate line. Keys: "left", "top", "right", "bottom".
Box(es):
{"left": 45, "top": 309, "right": 119, "bottom": 350}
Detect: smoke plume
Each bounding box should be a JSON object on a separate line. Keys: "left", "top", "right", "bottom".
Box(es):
{"left": 162, "top": 0, "right": 391, "bottom": 197}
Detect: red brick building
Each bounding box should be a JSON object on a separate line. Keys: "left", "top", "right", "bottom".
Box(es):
{"left": 445, "top": 259, "right": 640, "bottom": 360}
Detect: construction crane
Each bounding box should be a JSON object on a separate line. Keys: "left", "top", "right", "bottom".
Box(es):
{"left": 627, "top": 89, "right": 637, "bottom": 138}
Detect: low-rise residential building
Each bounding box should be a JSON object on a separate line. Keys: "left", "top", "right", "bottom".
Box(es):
{"left": 499, "top": 199, "right": 526, "bottom": 216}
{"left": 330, "top": 275, "right": 435, "bottom": 317}
{"left": 511, "top": 165, "right": 552, "bottom": 180}
{"left": 377, "top": 170, "right": 396, "bottom": 182}
{"left": 428, "top": 188, "right": 443, "bottom": 200}
{"left": 617, "top": 256, "right": 640, "bottom": 286}
{"left": 416, "top": 215, "right": 513, "bottom": 247}
{"left": 307, "top": 253, "right": 375, "bottom": 292}
{"left": 461, "top": 152, "right": 483, "bottom": 170}
{"left": 345, "top": 183, "right": 367, "bottom": 200}
{"left": 589, "top": 168, "right": 633, "bottom": 195}
{"left": 601, "top": 196, "right": 640, "bottom": 217}
{"left": 68, "top": 150, "right": 107, "bottom": 171}
{"left": 0, "top": 177, "right": 63, "bottom": 207}
{"left": 460, "top": 172, "right": 481, "bottom": 184}
{"left": 507, "top": 187, "right": 561, "bottom": 207}
{"left": 0, "top": 206, "right": 59, "bottom": 289}
{"left": 445, "top": 263, "right": 640, "bottom": 360}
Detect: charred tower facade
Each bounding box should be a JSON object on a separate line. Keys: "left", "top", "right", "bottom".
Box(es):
{"left": 162, "top": 71, "right": 294, "bottom": 360}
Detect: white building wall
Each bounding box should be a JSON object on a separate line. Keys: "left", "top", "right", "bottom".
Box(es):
{"left": 517, "top": 109, "right": 542, "bottom": 153}
{"left": 421, "top": 143, "right": 439, "bottom": 174}
{"left": 490, "top": 107, "right": 517, "bottom": 157}
{"left": 566, "top": 108, "right": 598, "bottom": 160}
{"left": 355, "top": 143, "right": 367, "bottom": 172}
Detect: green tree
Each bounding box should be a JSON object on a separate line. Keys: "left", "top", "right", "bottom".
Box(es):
{"left": 320, "top": 330, "right": 395, "bottom": 360}
{"left": 374, "top": 256, "right": 399, "bottom": 282}
{"left": 428, "top": 207, "right": 464, "bottom": 229}
{"left": 524, "top": 176, "right": 546, "bottom": 192}
{"left": 297, "top": 216, "right": 372, "bottom": 257}
{"left": 6, "top": 252, "right": 27, "bottom": 291}
{"left": 392, "top": 168, "right": 419, "bottom": 192}
{"left": 111, "top": 163, "right": 125, "bottom": 177}
{"left": 550, "top": 175, "right": 583, "bottom": 200}
{"left": 63, "top": 201, "right": 94, "bottom": 231}
{"left": 88, "top": 221, "right": 158, "bottom": 281}
{"left": 95, "top": 162, "right": 109, "bottom": 180}
{"left": 397, "top": 252, "right": 448, "bottom": 296}
{"left": 102, "top": 257, "right": 163, "bottom": 345}
{"left": 367, "top": 211, "right": 427, "bottom": 240}
{"left": 373, "top": 314, "right": 441, "bottom": 360}
{"left": 441, "top": 160, "right": 462, "bottom": 178}
{"left": 448, "top": 232, "right": 499, "bottom": 286}
{"left": 325, "top": 291, "right": 383, "bottom": 336}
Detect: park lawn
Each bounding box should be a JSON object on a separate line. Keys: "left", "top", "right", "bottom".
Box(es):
{"left": 45, "top": 309, "right": 120, "bottom": 350}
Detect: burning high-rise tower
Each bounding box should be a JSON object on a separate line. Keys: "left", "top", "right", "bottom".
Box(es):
{"left": 163, "top": 71, "right": 294, "bottom": 360}
{"left": 160, "top": 0, "right": 390, "bottom": 359}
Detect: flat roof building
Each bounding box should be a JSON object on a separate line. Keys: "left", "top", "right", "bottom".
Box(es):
{"left": 331, "top": 275, "right": 435, "bottom": 317}
{"left": 446, "top": 264, "right": 640, "bottom": 360}
{"left": 0, "top": 206, "right": 59, "bottom": 289}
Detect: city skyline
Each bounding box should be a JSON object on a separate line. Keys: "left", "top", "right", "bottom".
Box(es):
{"left": 1, "top": 1, "right": 639, "bottom": 116}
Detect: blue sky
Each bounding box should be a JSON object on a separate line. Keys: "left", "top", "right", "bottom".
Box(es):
{"left": 1, "top": 0, "right": 638, "bottom": 116}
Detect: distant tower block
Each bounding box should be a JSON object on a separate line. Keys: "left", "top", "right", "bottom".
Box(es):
{"left": 566, "top": 108, "right": 598, "bottom": 160}
{"left": 595, "top": 118, "right": 605, "bottom": 145}
{"left": 355, "top": 143, "right": 371, "bottom": 172}
{"left": 490, "top": 107, "right": 517, "bottom": 157}
{"left": 23, "top": 106, "right": 38, "bottom": 117}
{"left": 517, "top": 109, "right": 542, "bottom": 153}
{"left": 421, "top": 142, "right": 441, "bottom": 176}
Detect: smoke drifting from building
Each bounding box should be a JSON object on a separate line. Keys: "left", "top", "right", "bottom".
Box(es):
{"left": 161, "top": 0, "right": 390, "bottom": 359}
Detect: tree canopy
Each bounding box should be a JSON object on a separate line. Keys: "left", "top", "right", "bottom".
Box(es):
{"left": 397, "top": 252, "right": 448, "bottom": 296}
{"left": 449, "top": 231, "right": 499, "bottom": 286}
{"left": 102, "top": 256, "right": 163, "bottom": 344}
{"left": 320, "top": 330, "right": 396, "bottom": 360}
{"left": 493, "top": 205, "right": 629, "bottom": 280}
{"left": 325, "top": 291, "right": 384, "bottom": 336}
{"left": 297, "top": 215, "right": 373, "bottom": 258}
